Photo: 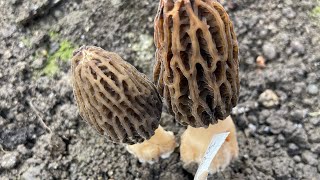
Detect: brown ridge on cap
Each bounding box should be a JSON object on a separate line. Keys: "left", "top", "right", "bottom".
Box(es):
{"left": 154, "top": 0, "right": 240, "bottom": 128}
{"left": 71, "top": 46, "right": 162, "bottom": 144}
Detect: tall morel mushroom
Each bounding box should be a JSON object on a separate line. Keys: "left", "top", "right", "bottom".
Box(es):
{"left": 154, "top": 0, "right": 239, "bottom": 127}
{"left": 154, "top": 0, "right": 239, "bottom": 173}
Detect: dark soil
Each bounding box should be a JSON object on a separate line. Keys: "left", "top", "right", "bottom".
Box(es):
{"left": 0, "top": 0, "right": 319, "bottom": 179}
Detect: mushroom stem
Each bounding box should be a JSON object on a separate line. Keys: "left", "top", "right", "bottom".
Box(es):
{"left": 180, "top": 116, "right": 238, "bottom": 174}
{"left": 126, "top": 125, "right": 177, "bottom": 163}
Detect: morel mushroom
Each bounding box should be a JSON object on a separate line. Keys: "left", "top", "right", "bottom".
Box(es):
{"left": 154, "top": 0, "right": 239, "bottom": 127}
{"left": 72, "top": 46, "right": 158, "bottom": 142}
{"left": 71, "top": 46, "right": 176, "bottom": 161}
{"left": 153, "top": 0, "right": 239, "bottom": 174}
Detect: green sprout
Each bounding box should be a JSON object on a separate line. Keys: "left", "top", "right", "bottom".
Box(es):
{"left": 49, "top": 31, "right": 59, "bottom": 41}
{"left": 42, "top": 40, "right": 76, "bottom": 76}
{"left": 310, "top": 3, "right": 320, "bottom": 27}
{"left": 21, "top": 37, "right": 32, "bottom": 48}
{"left": 311, "top": 6, "right": 320, "bottom": 16}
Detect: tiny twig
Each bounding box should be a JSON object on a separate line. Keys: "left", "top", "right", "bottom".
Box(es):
{"left": 28, "top": 99, "right": 52, "bottom": 134}
{"left": 0, "top": 144, "right": 8, "bottom": 154}
{"left": 309, "top": 111, "right": 320, "bottom": 117}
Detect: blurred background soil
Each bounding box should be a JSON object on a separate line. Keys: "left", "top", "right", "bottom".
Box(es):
{"left": 0, "top": 0, "right": 320, "bottom": 179}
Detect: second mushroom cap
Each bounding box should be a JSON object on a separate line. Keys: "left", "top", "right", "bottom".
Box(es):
{"left": 71, "top": 46, "right": 162, "bottom": 144}
{"left": 154, "top": 0, "right": 240, "bottom": 127}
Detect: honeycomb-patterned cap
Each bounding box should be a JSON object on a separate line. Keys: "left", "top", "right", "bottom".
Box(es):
{"left": 71, "top": 46, "right": 162, "bottom": 144}
{"left": 154, "top": 0, "right": 240, "bottom": 128}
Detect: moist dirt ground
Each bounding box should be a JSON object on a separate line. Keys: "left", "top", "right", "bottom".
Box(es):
{"left": 0, "top": 0, "right": 320, "bottom": 179}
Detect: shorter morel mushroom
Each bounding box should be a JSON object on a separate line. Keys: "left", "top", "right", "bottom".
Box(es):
{"left": 71, "top": 46, "right": 176, "bottom": 161}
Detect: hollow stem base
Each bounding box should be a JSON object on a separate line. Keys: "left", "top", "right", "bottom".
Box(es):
{"left": 126, "top": 125, "right": 177, "bottom": 164}
{"left": 180, "top": 116, "right": 239, "bottom": 174}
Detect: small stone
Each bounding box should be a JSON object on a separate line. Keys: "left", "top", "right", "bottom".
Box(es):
{"left": 256, "top": 56, "right": 266, "bottom": 68}
{"left": 15, "top": 62, "right": 27, "bottom": 73}
{"left": 108, "top": 171, "right": 114, "bottom": 176}
{"left": 0, "top": 24, "right": 17, "bottom": 38}
{"left": 309, "top": 128, "right": 320, "bottom": 143}
{"left": 307, "top": 84, "right": 319, "bottom": 95}
{"left": 111, "top": 0, "right": 122, "bottom": 7}
{"left": 53, "top": 10, "right": 63, "bottom": 19}
{"left": 282, "top": 7, "right": 296, "bottom": 19}
{"left": 288, "top": 143, "right": 299, "bottom": 155}
{"left": 293, "top": 155, "right": 301, "bottom": 162}
{"left": 292, "top": 82, "right": 305, "bottom": 94}
{"left": 310, "top": 118, "right": 320, "bottom": 125}
{"left": 259, "top": 29, "right": 268, "bottom": 37}
{"left": 0, "top": 116, "right": 6, "bottom": 127}
{"left": 311, "top": 144, "right": 320, "bottom": 154}
{"left": 16, "top": 0, "right": 62, "bottom": 25}
{"left": 59, "top": 11, "right": 87, "bottom": 31}
{"left": 16, "top": 113, "right": 25, "bottom": 122}
{"left": 0, "top": 152, "right": 19, "bottom": 169}
{"left": 31, "top": 58, "right": 46, "bottom": 69}
{"left": 266, "top": 116, "right": 286, "bottom": 134}
{"left": 291, "top": 40, "right": 305, "bottom": 55}
{"left": 236, "top": 114, "right": 248, "bottom": 129}
{"left": 301, "top": 151, "right": 318, "bottom": 165}
{"left": 248, "top": 123, "right": 257, "bottom": 132}
{"left": 40, "top": 49, "right": 48, "bottom": 56}
{"left": 254, "top": 157, "right": 273, "bottom": 174}
{"left": 31, "top": 31, "right": 48, "bottom": 46}
{"left": 3, "top": 50, "right": 12, "bottom": 59}
{"left": 10, "top": 0, "right": 22, "bottom": 5}
{"left": 49, "top": 134, "right": 66, "bottom": 155}
{"left": 302, "top": 165, "right": 320, "bottom": 179}
{"left": 21, "top": 166, "right": 42, "bottom": 180}
{"left": 17, "top": 145, "right": 28, "bottom": 155}
{"left": 290, "top": 109, "right": 307, "bottom": 123}
{"left": 272, "top": 157, "right": 292, "bottom": 179}
{"left": 262, "top": 43, "right": 277, "bottom": 59}
{"left": 258, "top": 89, "right": 279, "bottom": 108}
{"left": 283, "top": 122, "right": 309, "bottom": 148}
{"left": 277, "top": 134, "right": 286, "bottom": 144}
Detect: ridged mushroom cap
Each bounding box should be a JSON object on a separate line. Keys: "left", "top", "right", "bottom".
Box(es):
{"left": 154, "top": 0, "right": 239, "bottom": 128}
{"left": 72, "top": 46, "right": 162, "bottom": 144}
